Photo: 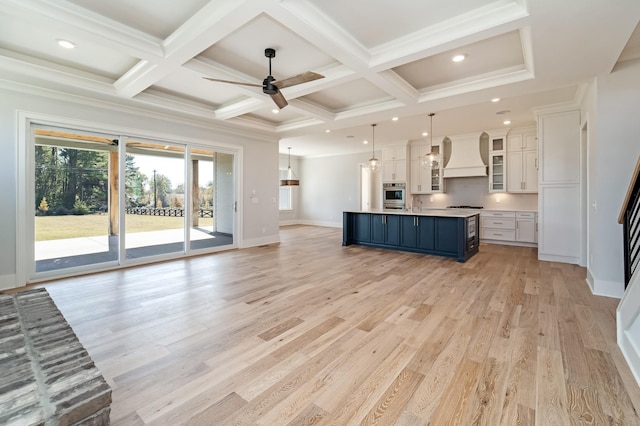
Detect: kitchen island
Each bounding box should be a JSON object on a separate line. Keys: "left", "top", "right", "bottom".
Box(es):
{"left": 343, "top": 209, "right": 479, "bottom": 262}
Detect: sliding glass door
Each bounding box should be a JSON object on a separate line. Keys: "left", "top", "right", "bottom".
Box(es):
{"left": 28, "top": 122, "right": 236, "bottom": 281}
{"left": 125, "top": 140, "right": 186, "bottom": 259}
{"left": 189, "top": 149, "right": 234, "bottom": 250}
{"left": 33, "top": 127, "right": 119, "bottom": 273}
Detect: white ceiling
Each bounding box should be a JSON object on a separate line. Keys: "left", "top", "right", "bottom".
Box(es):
{"left": 0, "top": 0, "right": 639, "bottom": 157}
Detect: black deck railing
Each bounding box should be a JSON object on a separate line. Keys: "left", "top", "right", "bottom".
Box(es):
{"left": 125, "top": 207, "right": 213, "bottom": 218}
{"left": 620, "top": 156, "right": 640, "bottom": 288}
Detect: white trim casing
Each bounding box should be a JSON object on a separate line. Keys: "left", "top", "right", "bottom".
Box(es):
{"left": 618, "top": 271, "right": 640, "bottom": 387}
{"left": 15, "top": 110, "right": 243, "bottom": 287}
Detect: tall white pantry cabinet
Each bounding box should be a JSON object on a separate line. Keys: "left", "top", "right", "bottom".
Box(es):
{"left": 536, "top": 109, "right": 582, "bottom": 264}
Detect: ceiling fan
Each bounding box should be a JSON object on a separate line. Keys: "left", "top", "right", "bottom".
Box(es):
{"left": 203, "top": 48, "right": 324, "bottom": 109}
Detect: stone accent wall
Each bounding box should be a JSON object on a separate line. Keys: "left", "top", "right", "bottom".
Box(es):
{"left": 0, "top": 288, "right": 111, "bottom": 425}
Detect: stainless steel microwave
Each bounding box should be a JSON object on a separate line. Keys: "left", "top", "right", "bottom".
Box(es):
{"left": 383, "top": 182, "right": 406, "bottom": 210}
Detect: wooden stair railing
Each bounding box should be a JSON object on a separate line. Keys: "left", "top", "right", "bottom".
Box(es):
{"left": 619, "top": 155, "right": 640, "bottom": 288}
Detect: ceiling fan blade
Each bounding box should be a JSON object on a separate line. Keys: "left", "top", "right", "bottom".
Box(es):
{"left": 273, "top": 71, "right": 324, "bottom": 89}
{"left": 271, "top": 90, "right": 288, "bottom": 109}
{"left": 203, "top": 77, "right": 262, "bottom": 88}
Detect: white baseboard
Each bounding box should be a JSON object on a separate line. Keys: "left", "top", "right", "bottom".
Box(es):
{"left": 241, "top": 235, "right": 280, "bottom": 249}
{"left": 0, "top": 273, "right": 17, "bottom": 291}
{"left": 294, "top": 219, "right": 342, "bottom": 228}
{"left": 586, "top": 268, "right": 595, "bottom": 293}
{"left": 480, "top": 239, "right": 538, "bottom": 248}
{"left": 538, "top": 253, "right": 580, "bottom": 265}
{"left": 617, "top": 271, "right": 640, "bottom": 388}
{"left": 591, "top": 277, "right": 624, "bottom": 299}
{"left": 279, "top": 219, "right": 299, "bottom": 226}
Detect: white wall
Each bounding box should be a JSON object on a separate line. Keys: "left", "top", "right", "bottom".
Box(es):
{"left": 298, "top": 152, "right": 371, "bottom": 227}
{"left": 0, "top": 87, "right": 280, "bottom": 289}
{"left": 585, "top": 58, "right": 640, "bottom": 296}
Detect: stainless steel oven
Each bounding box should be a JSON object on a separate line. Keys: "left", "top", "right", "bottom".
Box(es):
{"left": 383, "top": 182, "right": 406, "bottom": 210}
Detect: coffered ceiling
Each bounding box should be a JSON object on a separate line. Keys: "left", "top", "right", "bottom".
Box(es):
{"left": 0, "top": 0, "right": 638, "bottom": 157}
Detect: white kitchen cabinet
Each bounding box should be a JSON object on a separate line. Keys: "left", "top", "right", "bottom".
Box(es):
{"left": 536, "top": 109, "right": 581, "bottom": 264}
{"left": 538, "top": 110, "right": 580, "bottom": 185}
{"left": 488, "top": 134, "right": 506, "bottom": 193}
{"left": 480, "top": 210, "right": 538, "bottom": 246}
{"left": 516, "top": 212, "right": 537, "bottom": 243}
{"left": 410, "top": 160, "right": 428, "bottom": 193}
{"left": 507, "top": 129, "right": 537, "bottom": 193}
{"left": 410, "top": 142, "right": 429, "bottom": 160}
{"left": 382, "top": 144, "right": 408, "bottom": 182}
{"left": 507, "top": 133, "right": 537, "bottom": 151}
{"left": 382, "top": 159, "right": 406, "bottom": 182}
{"left": 480, "top": 211, "right": 516, "bottom": 241}
{"left": 382, "top": 145, "right": 407, "bottom": 161}
{"left": 409, "top": 142, "right": 443, "bottom": 193}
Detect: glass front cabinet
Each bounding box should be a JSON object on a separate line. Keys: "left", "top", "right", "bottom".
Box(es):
{"left": 429, "top": 145, "right": 442, "bottom": 192}
{"left": 489, "top": 133, "right": 507, "bottom": 193}
{"left": 409, "top": 141, "right": 443, "bottom": 194}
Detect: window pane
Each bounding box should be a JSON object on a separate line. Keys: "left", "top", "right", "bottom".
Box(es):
{"left": 189, "top": 149, "right": 234, "bottom": 250}
{"left": 279, "top": 169, "right": 291, "bottom": 210}
{"left": 34, "top": 128, "right": 118, "bottom": 272}
{"left": 125, "top": 140, "right": 185, "bottom": 259}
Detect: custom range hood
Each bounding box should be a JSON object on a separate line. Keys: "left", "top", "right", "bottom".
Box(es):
{"left": 443, "top": 133, "right": 489, "bottom": 178}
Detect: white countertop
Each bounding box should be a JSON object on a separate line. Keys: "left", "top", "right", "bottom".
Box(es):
{"left": 345, "top": 209, "right": 480, "bottom": 218}
{"left": 421, "top": 207, "right": 538, "bottom": 213}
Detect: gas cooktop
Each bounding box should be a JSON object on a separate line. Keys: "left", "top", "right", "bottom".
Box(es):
{"left": 447, "top": 205, "right": 484, "bottom": 209}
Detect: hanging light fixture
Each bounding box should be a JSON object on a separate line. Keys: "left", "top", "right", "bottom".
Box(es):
{"left": 280, "top": 147, "right": 299, "bottom": 186}
{"left": 368, "top": 123, "right": 379, "bottom": 172}
{"left": 423, "top": 113, "right": 439, "bottom": 167}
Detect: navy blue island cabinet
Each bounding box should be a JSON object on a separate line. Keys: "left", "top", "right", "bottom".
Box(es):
{"left": 342, "top": 210, "right": 479, "bottom": 262}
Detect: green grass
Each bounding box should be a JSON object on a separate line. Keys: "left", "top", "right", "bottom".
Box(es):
{"left": 35, "top": 214, "right": 213, "bottom": 241}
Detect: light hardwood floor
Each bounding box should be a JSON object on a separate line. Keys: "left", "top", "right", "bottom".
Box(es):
{"left": 37, "top": 225, "right": 640, "bottom": 425}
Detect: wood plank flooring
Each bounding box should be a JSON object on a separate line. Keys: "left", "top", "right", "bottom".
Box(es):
{"left": 33, "top": 225, "right": 640, "bottom": 425}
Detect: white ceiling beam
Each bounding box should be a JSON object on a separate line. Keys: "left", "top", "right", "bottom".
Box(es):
{"left": 365, "top": 70, "right": 420, "bottom": 106}
{"left": 214, "top": 98, "right": 268, "bottom": 121}
{"left": 0, "top": 0, "right": 164, "bottom": 60}
{"left": 268, "top": 0, "right": 371, "bottom": 72}
{"left": 114, "top": 0, "right": 279, "bottom": 98}
{"left": 286, "top": 98, "right": 335, "bottom": 121}
{"left": 369, "top": 0, "right": 530, "bottom": 71}
{"left": 0, "top": 49, "right": 116, "bottom": 94}
{"left": 276, "top": 116, "right": 327, "bottom": 133}
{"left": 418, "top": 67, "right": 535, "bottom": 103}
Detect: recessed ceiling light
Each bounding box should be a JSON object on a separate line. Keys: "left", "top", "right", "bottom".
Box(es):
{"left": 452, "top": 54, "right": 466, "bottom": 62}
{"left": 272, "top": 109, "right": 279, "bottom": 114}
{"left": 491, "top": 98, "right": 500, "bottom": 103}
{"left": 363, "top": 140, "right": 369, "bottom": 144}
{"left": 392, "top": 117, "right": 399, "bottom": 121}
{"left": 503, "top": 120, "right": 511, "bottom": 125}
{"left": 325, "top": 129, "right": 331, "bottom": 133}
{"left": 422, "top": 132, "right": 428, "bottom": 137}
{"left": 57, "top": 39, "right": 76, "bottom": 49}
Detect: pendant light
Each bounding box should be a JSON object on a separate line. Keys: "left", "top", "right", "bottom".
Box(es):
{"left": 423, "top": 113, "right": 439, "bottom": 167}
{"left": 280, "top": 147, "right": 299, "bottom": 186}
{"left": 368, "top": 123, "right": 379, "bottom": 172}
